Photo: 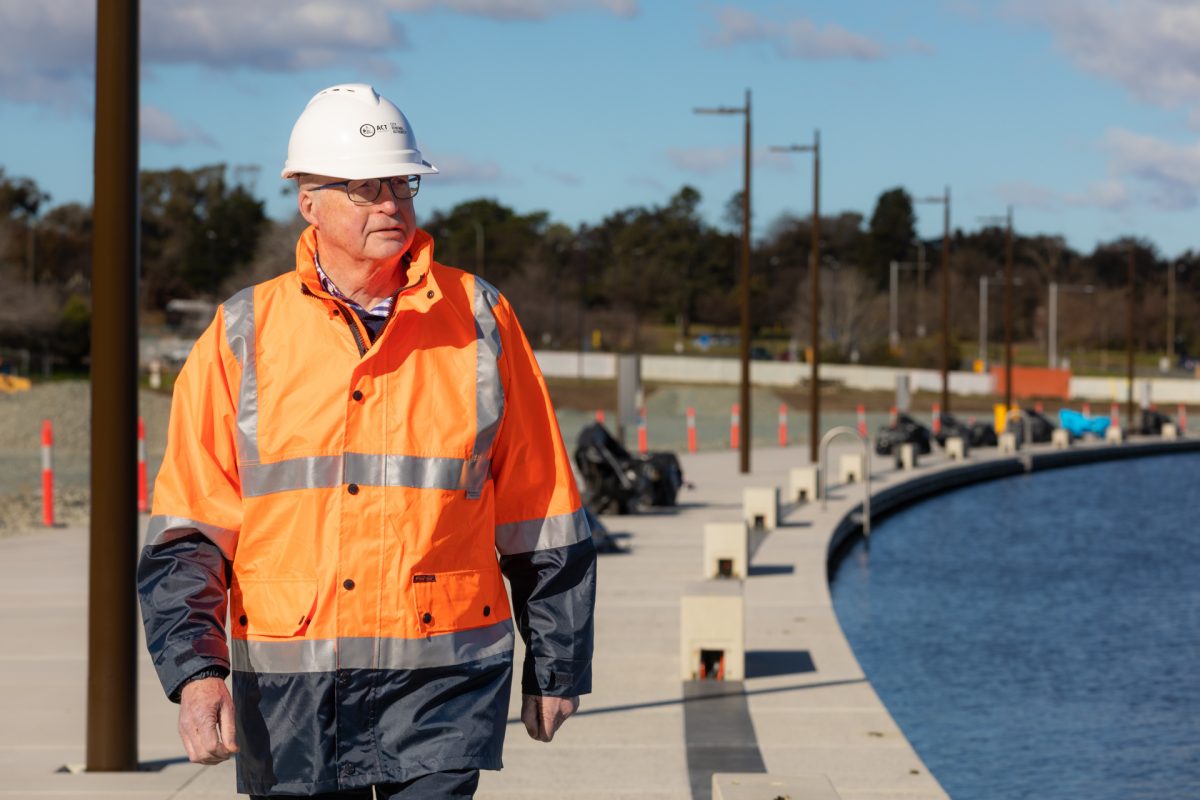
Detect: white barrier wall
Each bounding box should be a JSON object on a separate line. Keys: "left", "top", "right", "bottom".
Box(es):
{"left": 532, "top": 350, "right": 1200, "bottom": 403}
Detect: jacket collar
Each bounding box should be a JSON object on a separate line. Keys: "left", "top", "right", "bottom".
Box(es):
{"left": 294, "top": 225, "right": 442, "bottom": 313}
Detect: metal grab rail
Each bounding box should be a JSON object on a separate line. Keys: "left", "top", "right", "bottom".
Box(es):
{"left": 819, "top": 425, "right": 872, "bottom": 536}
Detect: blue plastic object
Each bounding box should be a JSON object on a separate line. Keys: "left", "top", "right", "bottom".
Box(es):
{"left": 1058, "top": 408, "right": 1110, "bottom": 438}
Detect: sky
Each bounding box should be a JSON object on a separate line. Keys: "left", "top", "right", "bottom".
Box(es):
{"left": 2, "top": 0, "right": 1199, "bottom": 257}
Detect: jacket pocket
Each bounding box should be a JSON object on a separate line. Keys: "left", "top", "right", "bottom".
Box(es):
{"left": 411, "top": 568, "right": 501, "bottom": 635}
{"left": 234, "top": 578, "right": 318, "bottom": 638}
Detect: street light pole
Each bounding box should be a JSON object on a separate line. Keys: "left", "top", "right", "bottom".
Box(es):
{"left": 979, "top": 276, "right": 988, "bottom": 368}
{"left": 1167, "top": 259, "right": 1176, "bottom": 366}
{"left": 915, "top": 239, "right": 926, "bottom": 337}
{"left": 1004, "top": 205, "right": 1014, "bottom": 413}
{"left": 980, "top": 207, "right": 1015, "bottom": 410}
{"left": 769, "top": 130, "right": 821, "bottom": 463}
{"left": 696, "top": 89, "right": 753, "bottom": 473}
{"left": 918, "top": 187, "right": 951, "bottom": 412}
{"left": 1127, "top": 246, "right": 1136, "bottom": 431}
{"left": 1048, "top": 281, "right": 1058, "bottom": 368}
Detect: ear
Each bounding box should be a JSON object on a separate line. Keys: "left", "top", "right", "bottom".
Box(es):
{"left": 298, "top": 189, "right": 319, "bottom": 228}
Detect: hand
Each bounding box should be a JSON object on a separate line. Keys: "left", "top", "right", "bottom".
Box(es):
{"left": 178, "top": 677, "right": 239, "bottom": 764}
{"left": 521, "top": 693, "right": 579, "bottom": 742}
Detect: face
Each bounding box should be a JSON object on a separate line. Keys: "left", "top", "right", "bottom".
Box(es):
{"left": 298, "top": 175, "right": 417, "bottom": 264}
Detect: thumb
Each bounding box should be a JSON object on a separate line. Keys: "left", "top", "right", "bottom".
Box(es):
{"left": 520, "top": 694, "right": 541, "bottom": 741}
{"left": 218, "top": 691, "right": 239, "bottom": 753}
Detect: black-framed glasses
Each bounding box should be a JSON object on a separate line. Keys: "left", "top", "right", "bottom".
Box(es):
{"left": 311, "top": 175, "right": 421, "bottom": 205}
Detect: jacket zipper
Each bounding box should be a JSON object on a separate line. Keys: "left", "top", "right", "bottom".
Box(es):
{"left": 302, "top": 283, "right": 368, "bottom": 357}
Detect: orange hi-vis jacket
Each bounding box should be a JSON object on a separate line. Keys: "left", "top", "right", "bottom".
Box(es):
{"left": 137, "top": 227, "right": 596, "bottom": 796}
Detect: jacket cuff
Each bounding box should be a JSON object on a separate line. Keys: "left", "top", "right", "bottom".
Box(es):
{"left": 157, "top": 635, "right": 231, "bottom": 704}
{"left": 522, "top": 655, "right": 592, "bottom": 697}
{"left": 170, "top": 666, "right": 231, "bottom": 703}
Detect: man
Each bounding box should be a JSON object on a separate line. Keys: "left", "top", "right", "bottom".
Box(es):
{"left": 137, "top": 84, "right": 596, "bottom": 799}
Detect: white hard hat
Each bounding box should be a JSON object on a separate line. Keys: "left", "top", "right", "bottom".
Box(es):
{"left": 281, "top": 84, "right": 438, "bottom": 180}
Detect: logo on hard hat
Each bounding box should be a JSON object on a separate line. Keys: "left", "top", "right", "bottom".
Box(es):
{"left": 359, "top": 124, "right": 376, "bottom": 138}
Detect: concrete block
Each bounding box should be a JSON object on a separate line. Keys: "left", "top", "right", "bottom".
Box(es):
{"left": 1105, "top": 425, "right": 1124, "bottom": 444}
{"left": 703, "top": 522, "right": 748, "bottom": 579}
{"left": 743, "top": 486, "right": 780, "bottom": 531}
{"left": 680, "top": 581, "right": 744, "bottom": 681}
{"left": 945, "top": 436, "right": 966, "bottom": 461}
{"left": 838, "top": 453, "right": 865, "bottom": 484}
{"left": 894, "top": 442, "right": 918, "bottom": 470}
{"left": 788, "top": 466, "right": 819, "bottom": 504}
{"left": 1051, "top": 428, "right": 1070, "bottom": 449}
{"left": 998, "top": 431, "right": 1017, "bottom": 453}
{"left": 1162, "top": 422, "right": 1178, "bottom": 440}
{"left": 712, "top": 773, "right": 841, "bottom": 800}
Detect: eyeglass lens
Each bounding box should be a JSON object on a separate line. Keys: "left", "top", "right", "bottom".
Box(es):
{"left": 346, "top": 176, "right": 420, "bottom": 204}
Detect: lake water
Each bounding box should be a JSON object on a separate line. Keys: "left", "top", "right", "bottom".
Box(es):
{"left": 830, "top": 453, "right": 1200, "bottom": 799}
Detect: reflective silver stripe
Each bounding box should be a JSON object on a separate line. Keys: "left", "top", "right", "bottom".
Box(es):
{"left": 495, "top": 508, "right": 591, "bottom": 555}
{"left": 467, "top": 277, "right": 504, "bottom": 499}
{"left": 241, "top": 455, "right": 344, "bottom": 498}
{"left": 239, "top": 452, "right": 471, "bottom": 497}
{"left": 145, "top": 514, "right": 239, "bottom": 560}
{"left": 345, "top": 452, "right": 465, "bottom": 491}
{"left": 223, "top": 287, "right": 259, "bottom": 465}
{"left": 229, "top": 619, "right": 515, "bottom": 673}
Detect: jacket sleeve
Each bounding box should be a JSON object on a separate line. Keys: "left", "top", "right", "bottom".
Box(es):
{"left": 137, "top": 307, "right": 244, "bottom": 702}
{"left": 488, "top": 290, "right": 597, "bottom": 698}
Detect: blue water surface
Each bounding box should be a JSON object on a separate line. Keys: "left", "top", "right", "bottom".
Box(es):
{"left": 830, "top": 453, "right": 1200, "bottom": 800}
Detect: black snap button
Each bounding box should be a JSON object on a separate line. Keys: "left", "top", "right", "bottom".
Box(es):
{"left": 352, "top": 390, "right": 363, "bottom": 401}
{"left": 347, "top": 483, "right": 359, "bottom": 495}
{"left": 483, "top": 605, "right": 491, "bottom": 617}
{"left": 343, "top": 764, "right": 356, "bottom": 776}
{"left": 337, "top": 671, "right": 350, "bottom": 687}
{"left": 426, "top": 290, "right": 434, "bottom": 299}
{"left": 239, "top": 614, "right": 247, "bottom": 626}
{"left": 422, "top": 612, "right": 432, "bottom": 624}
{"left": 343, "top": 579, "right": 355, "bottom": 590}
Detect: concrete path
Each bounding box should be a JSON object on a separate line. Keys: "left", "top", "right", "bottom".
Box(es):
{"left": 2, "top": 435, "right": 1189, "bottom": 798}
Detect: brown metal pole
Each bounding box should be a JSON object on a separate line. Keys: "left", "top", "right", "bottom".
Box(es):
{"left": 1004, "top": 206, "right": 1013, "bottom": 413}
{"left": 941, "top": 186, "right": 951, "bottom": 414}
{"left": 88, "top": 0, "right": 139, "bottom": 772}
{"left": 739, "top": 89, "right": 752, "bottom": 474}
{"left": 1127, "top": 246, "right": 1136, "bottom": 431}
{"left": 809, "top": 131, "right": 821, "bottom": 464}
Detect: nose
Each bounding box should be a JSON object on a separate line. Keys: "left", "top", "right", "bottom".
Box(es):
{"left": 376, "top": 180, "right": 411, "bottom": 210}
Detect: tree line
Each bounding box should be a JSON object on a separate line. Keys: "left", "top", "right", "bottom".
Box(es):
{"left": 1, "top": 164, "right": 1196, "bottom": 373}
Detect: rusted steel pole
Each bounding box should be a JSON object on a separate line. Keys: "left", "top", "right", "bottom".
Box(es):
{"left": 809, "top": 131, "right": 821, "bottom": 464}
{"left": 738, "top": 89, "right": 752, "bottom": 474}
{"left": 87, "top": 0, "right": 139, "bottom": 772}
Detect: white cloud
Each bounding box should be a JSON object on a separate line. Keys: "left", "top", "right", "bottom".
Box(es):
{"left": 999, "top": 128, "right": 1200, "bottom": 211}
{"left": 141, "top": 104, "right": 216, "bottom": 147}
{"left": 426, "top": 153, "right": 503, "bottom": 183}
{"left": 536, "top": 166, "right": 583, "bottom": 186}
{"left": 667, "top": 145, "right": 739, "bottom": 174}
{"left": 706, "top": 6, "right": 900, "bottom": 61}
{"left": 1102, "top": 127, "right": 1200, "bottom": 209}
{"left": 667, "top": 145, "right": 797, "bottom": 174}
{"left": 1010, "top": 0, "right": 1200, "bottom": 113}
{"left": 394, "top": 0, "right": 636, "bottom": 20}
{"left": 0, "top": 5, "right": 95, "bottom": 106}
{"left": 0, "top": 0, "right": 637, "bottom": 106}
{"left": 996, "top": 178, "right": 1131, "bottom": 211}
{"left": 1064, "top": 179, "right": 1132, "bottom": 211}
